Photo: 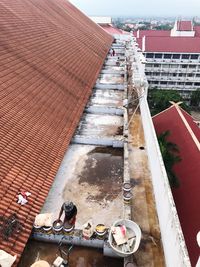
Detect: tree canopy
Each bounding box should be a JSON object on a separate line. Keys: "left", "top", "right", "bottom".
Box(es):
{"left": 190, "top": 89, "right": 200, "bottom": 107}
{"left": 148, "top": 88, "right": 190, "bottom": 115}
{"left": 157, "top": 131, "right": 181, "bottom": 188}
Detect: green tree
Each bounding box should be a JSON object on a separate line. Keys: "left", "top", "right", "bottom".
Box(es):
{"left": 157, "top": 131, "right": 181, "bottom": 188}
{"left": 148, "top": 89, "right": 190, "bottom": 115}
{"left": 190, "top": 89, "right": 200, "bottom": 107}
{"left": 154, "top": 24, "right": 172, "bottom": 30}
{"left": 122, "top": 25, "right": 132, "bottom": 32}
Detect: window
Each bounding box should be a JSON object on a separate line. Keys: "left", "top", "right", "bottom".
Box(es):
{"left": 194, "top": 82, "right": 200, "bottom": 86}
{"left": 164, "top": 54, "right": 171, "bottom": 59}
{"left": 146, "top": 53, "right": 154, "bottom": 58}
{"left": 196, "top": 74, "right": 200, "bottom": 77}
{"left": 147, "top": 64, "right": 153, "bottom": 68}
{"left": 172, "top": 54, "right": 180, "bottom": 59}
{"left": 181, "top": 65, "right": 187, "bottom": 68}
{"left": 191, "top": 54, "right": 199, "bottom": 60}
{"left": 152, "top": 72, "right": 160, "bottom": 76}
{"left": 189, "top": 65, "right": 196, "bottom": 69}
{"left": 187, "top": 73, "right": 193, "bottom": 77}
{"left": 182, "top": 54, "right": 190, "bottom": 59}
{"left": 155, "top": 53, "right": 162, "bottom": 58}
{"left": 168, "top": 82, "right": 175, "bottom": 85}
{"left": 153, "top": 64, "right": 160, "bottom": 68}
{"left": 160, "top": 81, "right": 167, "bottom": 84}
{"left": 185, "top": 82, "right": 192, "bottom": 86}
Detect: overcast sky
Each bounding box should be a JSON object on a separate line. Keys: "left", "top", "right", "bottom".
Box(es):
{"left": 70, "top": 0, "right": 200, "bottom": 17}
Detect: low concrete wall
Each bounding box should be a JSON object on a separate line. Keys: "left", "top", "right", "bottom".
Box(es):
{"left": 139, "top": 96, "right": 191, "bottom": 267}
{"left": 100, "top": 69, "right": 124, "bottom": 75}
{"left": 95, "top": 83, "right": 124, "bottom": 90}
{"left": 72, "top": 135, "right": 124, "bottom": 148}
{"left": 85, "top": 106, "right": 123, "bottom": 115}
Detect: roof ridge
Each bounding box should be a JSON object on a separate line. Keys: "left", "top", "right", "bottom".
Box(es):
{"left": 175, "top": 105, "right": 200, "bottom": 151}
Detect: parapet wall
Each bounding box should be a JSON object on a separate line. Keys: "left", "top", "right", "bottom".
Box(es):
{"left": 139, "top": 96, "right": 191, "bottom": 267}
{"left": 128, "top": 35, "right": 191, "bottom": 267}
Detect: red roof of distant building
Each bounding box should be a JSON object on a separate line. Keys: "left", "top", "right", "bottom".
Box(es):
{"left": 194, "top": 25, "right": 200, "bottom": 37}
{"left": 153, "top": 105, "right": 200, "bottom": 267}
{"left": 136, "top": 38, "right": 143, "bottom": 51}
{"left": 134, "top": 21, "right": 200, "bottom": 53}
{"left": 177, "top": 20, "right": 193, "bottom": 31}
{"left": 144, "top": 36, "right": 200, "bottom": 53}
{"left": 101, "top": 24, "right": 130, "bottom": 35}
{"left": 0, "top": 0, "right": 112, "bottom": 264}
{"left": 135, "top": 30, "right": 170, "bottom": 38}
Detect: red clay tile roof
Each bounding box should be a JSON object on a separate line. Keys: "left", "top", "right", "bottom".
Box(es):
{"left": 101, "top": 24, "right": 130, "bottom": 35}
{"left": 194, "top": 25, "right": 200, "bottom": 37}
{"left": 134, "top": 30, "right": 171, "bottom": 38}
{"left": 153, "top": 105, "right": 200, "bottom": 267}
{"left": 143, "top": 36, "right": 200, "bottom": 53}
{"left": 0, "top": 0, "right": 113, "bottom": 264}
{"left": 134, "top": 24, "right": 200, "bottom": 53}
{"left": 177, "top": 20, "right": 193, "bottom": 31}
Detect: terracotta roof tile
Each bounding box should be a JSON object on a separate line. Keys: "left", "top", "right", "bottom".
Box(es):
{"left": 0, "top": 0, "right": 113, "bottom": 264}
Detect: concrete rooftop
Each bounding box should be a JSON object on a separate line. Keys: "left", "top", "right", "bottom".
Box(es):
{"left": 41, "top": 47, "right": 126, "bottom": 228}
{"left": 41, "top": 144, "right": 124, "bottom": 228}
{"left": 30, "top": 40, "right": 165, "bottom": 267}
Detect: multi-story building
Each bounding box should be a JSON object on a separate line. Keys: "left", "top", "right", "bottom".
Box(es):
{"left": 135, "top": 21, "right": 200, "bottom": 99}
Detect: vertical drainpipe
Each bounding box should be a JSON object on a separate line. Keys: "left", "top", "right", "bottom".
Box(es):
{"left": 142, "top": 36, "right": 145, "bottom": 53}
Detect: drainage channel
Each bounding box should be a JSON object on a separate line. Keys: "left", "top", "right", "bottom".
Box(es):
{"left": 19, "top": 40, "right": 129, "bottom": 267}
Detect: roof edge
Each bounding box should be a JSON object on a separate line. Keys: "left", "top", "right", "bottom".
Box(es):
{"left": 175, "top": 105, "right": 200, "bottom": 151}
{"left": 152, "top": 105, "right": 174, "bottom": 119}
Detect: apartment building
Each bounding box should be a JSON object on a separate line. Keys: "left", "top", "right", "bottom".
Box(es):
{"left": 135, "top": 21, "right": 200, "bottom": 99}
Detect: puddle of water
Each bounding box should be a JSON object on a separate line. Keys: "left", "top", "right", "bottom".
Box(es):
{"left": 18, "top": 240, "right": 123, "bottom": 267}
{"left": 78, "top": 147, "right": 123, "bottom": 202}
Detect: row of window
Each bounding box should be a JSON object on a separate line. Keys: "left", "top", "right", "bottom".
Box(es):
{"left": 146, "top": 63, "right": 199, "bottom": 69}
{"left": 145, "top": 53, "right": 199, "bottom": 60}
{"left": 148, "top": 81, "right": 200, "bottom": 86}
{"left": 146, "top": 72, "right": 200, "bottom": 77}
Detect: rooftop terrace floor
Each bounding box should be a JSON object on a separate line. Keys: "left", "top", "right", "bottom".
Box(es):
{"left": 41, "top": 145, "right": 124, "bottom": 228}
